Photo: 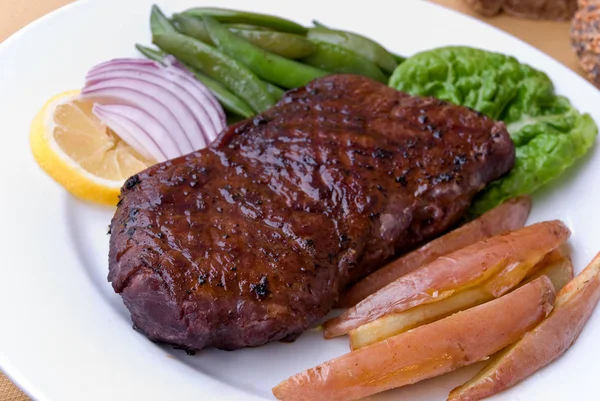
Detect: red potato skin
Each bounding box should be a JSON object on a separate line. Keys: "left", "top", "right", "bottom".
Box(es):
{"left": 448, "top": 252, "right": 600, "bottom": 401}
{"left": 324, "top": 220, "right": 569, "bottom": 338}
{"left": 273, "top": 277, "right": 556, "bottom": 401}
{"left": 338, "top": 196, "right": 532, "bottom": 308}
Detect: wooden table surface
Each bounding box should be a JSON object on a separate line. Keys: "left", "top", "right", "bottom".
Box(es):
{"left": 0, "top": 0, "right": 588, "bottom": 399}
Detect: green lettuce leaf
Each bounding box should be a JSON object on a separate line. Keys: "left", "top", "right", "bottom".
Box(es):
{"left": 389, "top": 46, "right": 598, "bottom": 215}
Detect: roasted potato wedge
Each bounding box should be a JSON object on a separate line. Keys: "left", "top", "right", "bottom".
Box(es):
{"left": 349, "top": 250, "right": 573, "bottom": 350}
{"left": 324, "top": 220, "right": 569, "bottom": 338}
{"left": 273, "top": 277, "right": 556, "bottom": 401}
{"left": 338, "top": 196, "right": 532, "bottom": 308}
{"left": 349, "top": 286, "right": 490, "bottom": 349}
{"left": 447, "top": 252, "right": 600, "bottom": 401}
{"left": 522, "top": 250, "right": 573, "bottom": 291}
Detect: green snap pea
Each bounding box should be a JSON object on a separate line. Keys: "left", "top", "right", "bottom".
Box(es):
{"left": 150, "top": 5, "right": 178, "bottom": 35}
{"left": 152, "top": 33, "right": 274, "bottom": 114}
{"left": 227, "top": 113, "right": 246, "bottom": 125}
{"left": 135, "top": 44, "right": 166, "bottom": 63}
{"left": 228, "top": 28, "right": 315, "bottom": 59}
{"left": 182, "top": 7, "right": 308, "bottom": 35}
{"left": 224, "top": 23, "right": 272, "bottom": 31}
{"left": 151, "top": 7, "right": 275, "bottom": 113}
{"left": 392, "top": 53, "right": 407, "bottom": 65}
{"left": 172, "top": 13, "right": 212, "bottom": 43}
{"left": 203, "top": 16, "right": 328, "bottom": 89}
{"left": 135, "top": 43, "right": 254, "bottom": 118}
{"left": 301, "top": 41, "right": 387, "bottom": 83}
{"left": 265, "top": 83, "right": 285, "bottom": 100}
{"left": 169, "top": 14, "right": 288, "bottom": 100}
{"left": 308, "top": 22, "right": 397, "bottom": 74}
{"left": 190, "top": 71, "right": 255, "bottom": 118}
{"left": 185, "top": 63, "right": 279, "bottom": 114}
{"left": 173, "top": 14, "right": 315, "bottom": 59}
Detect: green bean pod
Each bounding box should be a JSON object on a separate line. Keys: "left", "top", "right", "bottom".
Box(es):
{"left": 224, "top": 23, "right": 272, "bottom": 31}
{"left": 182, "top": 7, "right": 308, "bottom": 34}
{"left": 308, "top": 22, "right": 397, "bottom": 74}
{"left": 150, "top": 5, "right": 177, "bottom": 34}
{"left": 228, "top": 28, "right": 315, "bottom": 59}
{"left": 172, "top": 13, "right": 212, "bottom": 43}
{"left": 186, "top": 65, "right": 277, "bottom": 115}
{"left": 264, "top": 82, "right": 285, "bottom": 100}
{"left": 135, "top": 43, "right": 255, "bottom": 118}
{"left": 173, "top": 13, "right": 315, "bottom": 59}
{"left": 301, "top": 41, "right": 387, "bottom": 83}
{"left": 392, "top": 53, "right": 407, "bottom": 65}
{"left": 190, "top": 71, "right": 255, "bottom": 118}
{"left": 152, "top": 32, "right": 274, "bottom": 114}
{"left": 226, "top": 113, "right": 246, "bottom": 125}
{"left": 135, "top": 44, "right": 166, "bottom": 63}
{"left": 203, "top": 16, "right": 328, "bottom": 89}
{"left": 151, "top": 7, "right": 275, "bottom": 113}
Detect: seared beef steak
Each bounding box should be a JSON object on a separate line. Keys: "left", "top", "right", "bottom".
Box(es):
{"left": 108, "top": 75, "right": 515, "bottom": 351}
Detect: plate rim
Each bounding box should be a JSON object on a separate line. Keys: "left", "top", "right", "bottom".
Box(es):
{"left": 1, "top": 1, "right": 600, "bottom": 400}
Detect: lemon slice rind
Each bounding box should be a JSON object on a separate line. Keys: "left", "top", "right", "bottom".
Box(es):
{"left": 30, "top": 90, "right": 139, "bottom": 206}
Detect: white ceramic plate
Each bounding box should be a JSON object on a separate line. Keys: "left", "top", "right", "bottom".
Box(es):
{"left": 1, "top": 0, "right": 599, "bottom": 400}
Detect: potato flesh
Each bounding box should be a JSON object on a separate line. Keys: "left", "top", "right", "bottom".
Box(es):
{"left": 349, "top": 253, "right": 574, "bottom": 350}
{"left": 522, "top": 251, "right": 573, "bottom": 291}
{"left": 324, "top": 220, "right": 570, "bottom": 338}
{"left": 448, "top": 252, "right": 600, "bottom": 401}
{"left": 273, "top": 277, "right": 555, "bottom": 401}
{"left": 338, "top": 196, "right": 532, "bottom": 308}
{"left": 349, "top": 286, "right": 491, "bottom": 349}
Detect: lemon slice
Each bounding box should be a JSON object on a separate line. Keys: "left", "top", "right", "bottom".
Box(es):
{"left": 30, "top": 90, "right": 155, "bottom": 205}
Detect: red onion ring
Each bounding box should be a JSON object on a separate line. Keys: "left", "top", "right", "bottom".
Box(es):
{"left": 80, "top": 58, "right": 227, "bottom": 163}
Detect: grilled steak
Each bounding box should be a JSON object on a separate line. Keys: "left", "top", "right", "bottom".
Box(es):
{"left": 108, "top": 75, "right": 515, "bottom": 351}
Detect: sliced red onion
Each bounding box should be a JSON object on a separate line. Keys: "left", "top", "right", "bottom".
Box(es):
{"left": 87, "top": 68, "right": 218, "bottom": 147}
{"left": 88, "top": 58, "right": 158, "bottom": 74}
{"left": 90, "top": 60, "right": 226, "bottom": 131}
{"left": 80, "top": 85, "right": 193, "bottom": 155}
{"left": 164, "top": 56, "right": 226, "bottom": 125}
{"left": 80, "top": 58, "right": 227, "bottom": 163}
{"left": 93, "top": 104, "right": 169, "bottom": 162}
{"left": 84, "top": 78, "right": 202, "bottom": 151}
{"left": 163, "top": 55, "right": 189, "bottom": 71}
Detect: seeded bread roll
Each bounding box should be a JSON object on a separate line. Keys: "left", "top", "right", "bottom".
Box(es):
{"left": 464, "top": 0, "right": 504, "bottom": 16}
{"left": 464, "top": 0, "right": 578, "bottom": 20}
{"left": 571, "top": 1, "right": 600, "bottom": 88}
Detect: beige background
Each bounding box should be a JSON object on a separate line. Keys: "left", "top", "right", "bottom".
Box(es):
{"left": 433, "top": 0, "right": 583, "bottom": 76}
{"left": 0, "top": 0, "right": 590, "bottom": 399}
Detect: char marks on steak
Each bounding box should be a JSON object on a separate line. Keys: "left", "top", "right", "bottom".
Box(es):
{"left": 108, "top": 75, "right": 515, "bottom": 351}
